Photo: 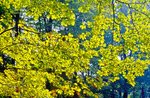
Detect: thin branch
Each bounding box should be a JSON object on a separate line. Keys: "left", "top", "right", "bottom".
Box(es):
{"left": 129, "top": 7, "right": 150, "bottom": 19}
{"left": 112, "top": 0, "right": 115, "bottom": 45}
{"left": 0, "top": 42, "right": 36, "bottom": 51}
{"left": 114, "top": 20, "right": 131, "bottom": 28}
{"left": 116, "top": 0, "right": 150, "bottom": 19}
{"left": 0, "top": 27, "right": 15, "bottom": 35}
{"left": 128, "top": 4, "right": 140, "bottom": 34}
{"left": 20, "top": 28, "right": 41, "bottom": 34}
{"left": 116, "top": 0, "right": 146, "bottom": 4}
{"left": 0, "top": 82, "right": 10, "bottom": 87}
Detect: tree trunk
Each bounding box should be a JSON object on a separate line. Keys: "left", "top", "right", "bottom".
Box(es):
{"left": 119, "top": 90, "right": 121, "bottom": 98}
{"left": 47, "top": 18, "right": 52, "bottom": 32}
{"left": 111, "top": 88, "right": 115, "bottom": 98}
{"left": 14, "top": 13, "right": 20, "bottom": 37}
{"left": 38, "top": 17, "right": 41, "bottom": 32}
{"left": 141, "top": 86, "right": 145, "bottom": 98}
{"left": 133, "top": 88, "right": 135, "bottom": 98}
{"left": 81, "top": 71, "right": 86, "bottom": 82}
{"left": 123, "top": 89, "right": 128, "bottom": 98}
{"left": 43, "top": 14, "right": 53, "bottom": 33}
{"left": 60, "top": 0, "right": 64, "bottom": 3}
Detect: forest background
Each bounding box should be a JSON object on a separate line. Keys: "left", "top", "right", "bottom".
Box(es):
{"left": 0, "top": 0, "right": 150, "bottom": 98}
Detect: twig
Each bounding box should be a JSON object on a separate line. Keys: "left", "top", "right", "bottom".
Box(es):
{"left": 128, "top": 4, "right": 140, "bottom": 34}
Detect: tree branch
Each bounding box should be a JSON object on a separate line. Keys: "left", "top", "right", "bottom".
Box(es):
{"left": 116, "top": 0, "right": 150, "bottom": 19}
{"left": 128, "top": 4, "right": 140, "bottom": 34}
{"left": 116, "top": 0, "right": 146, "bottom": 4}
{"left": 0, "top": 82, "right": 10, "bottom": 87}
{"left": 0, "top": 42, "right": 36, "bottom": 51}
{"left": 129, "top": 7, "right": 150, "bottom": 19}
{"left": 20, "top": 28, "right": 41, "bottom": 34}
{"left": 0, "top": 27, "right": 15, "bottom": 35}
{"left": 112, "top": 0, "right": 115, "bottom": 45}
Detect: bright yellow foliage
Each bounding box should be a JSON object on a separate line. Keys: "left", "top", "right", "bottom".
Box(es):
{"left": 0, "top": 0, "right": 150, "bottom": 97}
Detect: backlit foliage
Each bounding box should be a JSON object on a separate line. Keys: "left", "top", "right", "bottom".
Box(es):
{"left": 0, "top": 0, "right": 150, "bottom": 97}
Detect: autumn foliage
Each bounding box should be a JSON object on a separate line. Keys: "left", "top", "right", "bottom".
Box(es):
{"left": 0, "top": 0, "right": 150, "bottom": 98}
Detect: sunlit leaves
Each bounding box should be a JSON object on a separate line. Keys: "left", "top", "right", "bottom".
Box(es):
{"left": 0, "top": 0, "right": 150, "bottom": 97}
{"left": 0, "top": 57, "right": 3, "bottom": 64}
{"left": 80, "top": 22, "right": 86, "bottom": 29}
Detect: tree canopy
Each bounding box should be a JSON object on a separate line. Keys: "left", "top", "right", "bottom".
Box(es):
{"left": 0, "top": 0, "right": 150, "bottom": 97}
